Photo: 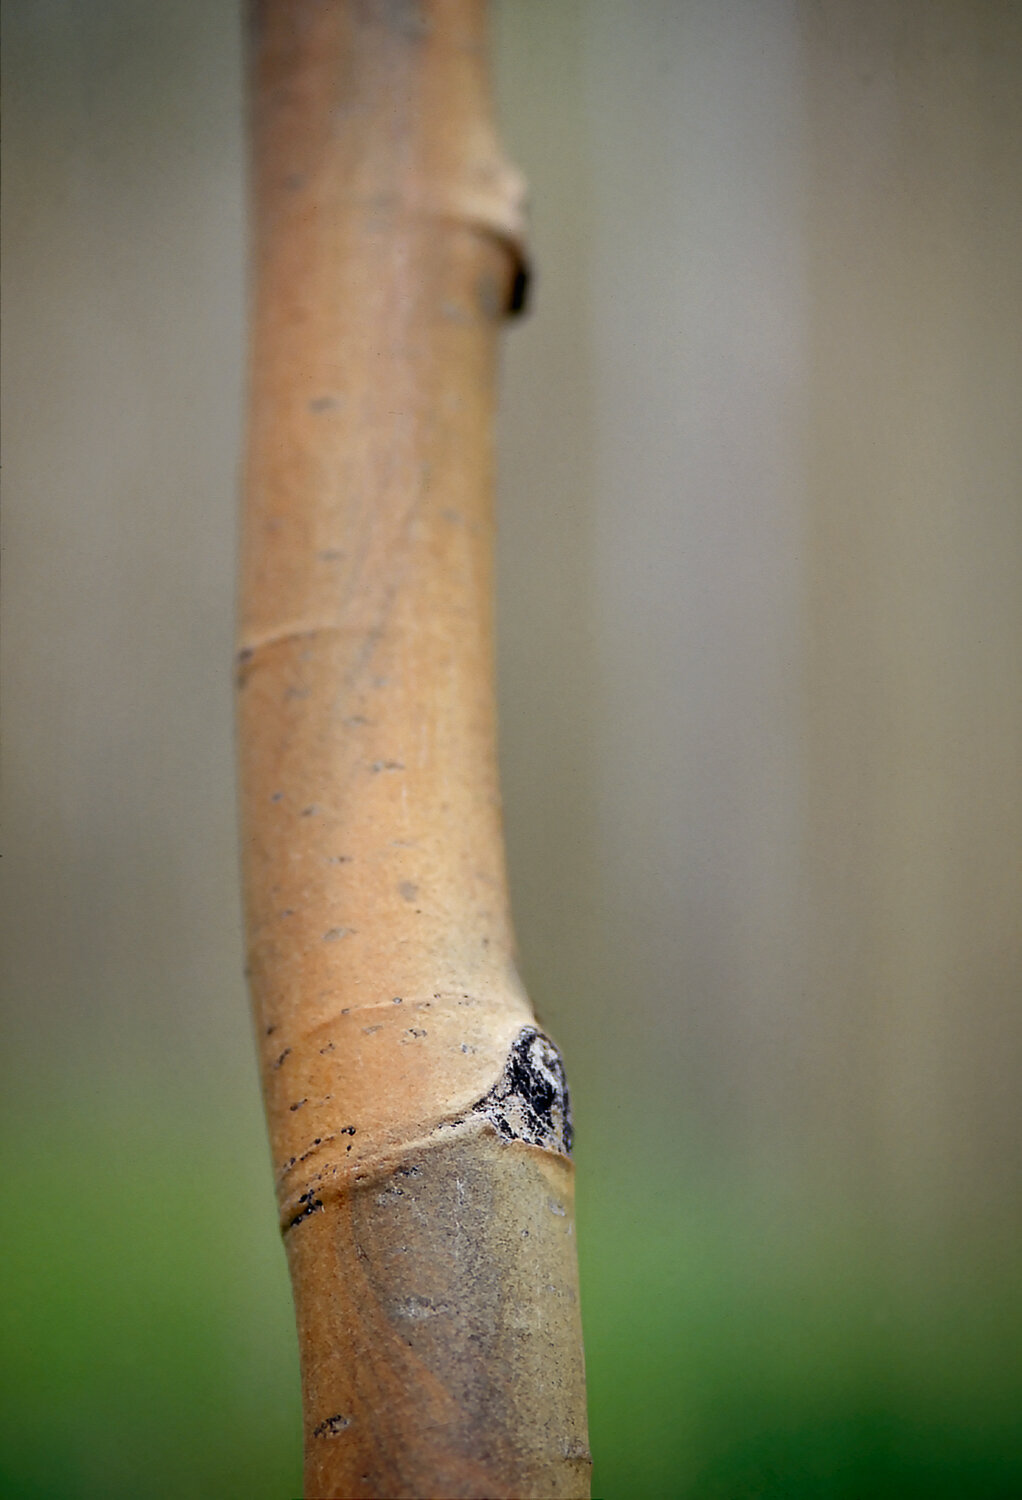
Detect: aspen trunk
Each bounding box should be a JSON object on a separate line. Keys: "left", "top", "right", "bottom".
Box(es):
{"left": 238, "top": 3, "right": 590, "bottom": 1496}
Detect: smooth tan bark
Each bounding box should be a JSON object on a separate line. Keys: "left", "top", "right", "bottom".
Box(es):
{"left": 238, "top": 3, "right": 589, "bottom": 1496}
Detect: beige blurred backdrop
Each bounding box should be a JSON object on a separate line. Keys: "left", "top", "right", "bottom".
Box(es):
{"left": 492, "top": 0, "right": 1022, "bottom": 1215}
{"left": 2, "top": 2, "right": 1021, "bottom": 1495}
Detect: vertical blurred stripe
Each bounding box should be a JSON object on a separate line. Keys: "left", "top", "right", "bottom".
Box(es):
{"left": 800, "top": 0, "right": 1022, "bottom": 1218}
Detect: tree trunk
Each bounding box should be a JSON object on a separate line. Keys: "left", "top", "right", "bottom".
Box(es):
{"left": 238, "top": 3, "right": 590, "bottom": 1496}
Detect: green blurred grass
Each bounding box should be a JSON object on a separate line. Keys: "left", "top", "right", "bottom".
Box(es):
{"left": 1, "top": 1093, "right": 1019, "bottom": 1499}
{"left": 575, "top": 1133, "right": 1022, "bottom": 1499}
{"left": 0, "top": 1086, "right": 303, "bottom": 1499}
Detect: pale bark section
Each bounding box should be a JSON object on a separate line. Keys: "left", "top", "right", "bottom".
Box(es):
{"left": 239, "top": 3, "right": 589, "bottom": 1496}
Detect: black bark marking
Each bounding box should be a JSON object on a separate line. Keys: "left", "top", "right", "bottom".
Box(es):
{"left": 312, "top": 1413, "right": 350, "bottom": 1438}
{"left": 471, "top": 1027, "right": 573, "bottom": 1156}
{"left": 286, "top": 1191, "right": 324, "bottom": 1230}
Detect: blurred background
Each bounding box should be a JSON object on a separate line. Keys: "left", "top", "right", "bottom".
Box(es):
{"left": 2, "top": 1, "right": 1020, "bottom": 1495}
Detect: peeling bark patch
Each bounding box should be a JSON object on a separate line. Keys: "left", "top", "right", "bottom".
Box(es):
{"left": 312, "top": 1413, "right": 350, "bottom": 1438}
{"left": 472, "top": 1027, "right": 573, "bottom": 1156}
